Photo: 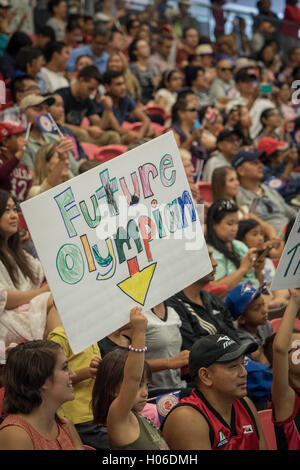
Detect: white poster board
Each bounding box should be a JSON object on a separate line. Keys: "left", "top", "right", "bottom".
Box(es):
{"left": 271, "top": 210, "right": 300, "bottom": 291}
{"left": 21, "top": 132, "right": 212, "bottom": 353}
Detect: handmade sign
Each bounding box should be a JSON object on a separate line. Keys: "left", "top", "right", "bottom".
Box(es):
{"left": 271, "top": 210, "right": 300, "bottom": 291}
{"left": 21, "top": 132, "right": 212, "bottom": 353}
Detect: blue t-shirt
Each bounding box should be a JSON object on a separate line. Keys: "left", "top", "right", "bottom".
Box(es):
{"left": 66, "top": 45, "right": 109, "bottom": 73}
{"left": 112, "top": 94, "right": 136, "bottom": 125}
{"left": 97, "top": 93, "right": 137, "bottom": 125}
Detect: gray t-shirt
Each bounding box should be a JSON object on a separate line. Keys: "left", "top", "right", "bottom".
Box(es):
{"left": 144, "top": 306, "right": 186, "bottom": 390}
{"left": 202, "top": 151, "right": 230, "bottom": 183}
{"left": 237, "top": 321, "right": 274, "bottom": 347}
{"left": 236, "top": 183, "right": 297, "bottom": 235}
{"left": 209, "top": 77, "right": 235, "bottom": 101}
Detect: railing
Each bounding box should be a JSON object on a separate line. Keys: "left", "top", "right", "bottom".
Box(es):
{"left": 127, "top": 0, "right": 300, "bottom": 43}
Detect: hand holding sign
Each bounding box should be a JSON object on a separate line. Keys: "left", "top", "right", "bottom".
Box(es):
{"left": 271, "top": 212, "right": 300, "bottom": 291}
{"left": 21, "top": 132, "right": 212, "bottom": 353}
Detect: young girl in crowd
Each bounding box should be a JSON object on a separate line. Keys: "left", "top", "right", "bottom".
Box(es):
{"left": 92, "top": 307, "right": 169, "bottom": 450}
{"left": 26, "top": 140, "right": 72, "bottom": 199}
{"left": 0, "top": 189, "right": 60, "bottom": 346}
{"left": 171, "top": 91, "right": 207, "bottom": 165}
{"left": 211, "top": 165, "right": 283, "bottom": 244}
{"left": 270, "top": 288, "right": 300, "bottom": 450}
{"left": 128, "top": 39, "right": 156, "bottom": 105}
{"left": 154, "top": 70, "right": 184, "bottom": 115}
{"left": 236, "top": 218, "right": 289, "bottom": 309}
{"left": 106, "top": 51, "right": 142, "bottom": 104}
{"left": 206, "top": 198, "right": 259, "bottom": 290}
{"left": 0, "top": 340, "right": 84, "bottom": 449}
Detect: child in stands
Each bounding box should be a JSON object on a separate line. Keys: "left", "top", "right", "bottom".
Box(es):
{"left": 92, "top": 306, "right": 169, "bottom": 450}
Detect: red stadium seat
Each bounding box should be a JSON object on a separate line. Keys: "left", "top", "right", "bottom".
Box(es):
{"left": 203, "top": 283, "right": 228, "bottom": 297}
{"left": 150, "top": 122, "right": 168, "bottom": 135}
{"left": 95, "top": 144, "right": 128, "bottom": 162}
{"left": 81, "top": 142, "right": 101, "bottom": 160}
{"left": 122, "top": 121, "right": 142, "bottom": 132}
{"left": 144, "top": 104, "right": 170, "bottom": 121}
{"left": 258, "top": 409, "right": 277, "bottom": 450}
{"left": 122, "top": 120, "right": 167, "bottom": 136}
{"left": 271, "top": 317, "right": 300, "bottom": 332}
{"left": 196, "top": 181, "right": 213, "bottom": 203}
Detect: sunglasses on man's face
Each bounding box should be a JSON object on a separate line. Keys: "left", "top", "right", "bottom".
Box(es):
{"left": 220, "top": 67, "right": 233, "bottom": 72}
{"left": 184, "top": 108, "right": 198, "bottom": 112}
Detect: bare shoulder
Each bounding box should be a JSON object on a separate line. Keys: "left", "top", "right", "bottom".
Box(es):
{"left": 0, "top": 425, "right": 34, "bottom": 450}
{"left": 162, "top": 405, "right": 211, "bottom": 450}
{"left": 58, "top": 416, "right": 84, "bottom": 449}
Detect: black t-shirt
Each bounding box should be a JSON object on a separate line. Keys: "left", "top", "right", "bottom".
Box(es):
{"left": 56, "top": 86, "right": 98, "bottom": 126}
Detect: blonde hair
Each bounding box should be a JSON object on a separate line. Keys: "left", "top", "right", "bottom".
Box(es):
{"left": 32, "top": 142, "right": 57, "bottom": 185}
{"left": 108, "top": 51, "right": 142, "bottom": 101}
{"left": 179, "top": 148, "right": 192, "bottom": 164}
{"left": 216, "top": 34, "right": 237, "bottom": 55}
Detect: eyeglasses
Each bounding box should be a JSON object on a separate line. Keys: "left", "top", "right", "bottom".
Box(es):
{"left": 184, "top": 107, "right": 198, "bottom": 112}
{"left": 219, "top": 67, "right": 233, "bottom": 72}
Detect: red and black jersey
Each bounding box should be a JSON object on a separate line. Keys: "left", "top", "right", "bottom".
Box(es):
{"left": 273, "top": 388, "right": 300, "bottom": 450}
{"left": 162, "top": 388, "right": 260, "bottom": 450}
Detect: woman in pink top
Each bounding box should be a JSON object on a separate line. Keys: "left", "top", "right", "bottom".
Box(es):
{"left": 0, "top": 340, "right": 84, "bottom": 450}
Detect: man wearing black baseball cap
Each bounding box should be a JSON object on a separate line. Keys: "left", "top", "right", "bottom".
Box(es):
{"left": 233, "top": 149, "right": 297, "bottom": 235}
{"left": 202, "top": 127, "right": 242, "bottom": 182}
{"left": 162, "top": 334, "right": 268, "bottom": 450}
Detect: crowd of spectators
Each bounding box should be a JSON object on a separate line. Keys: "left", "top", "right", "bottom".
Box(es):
{"left": 0, "top": 0, "right": 300, "bottom": 452}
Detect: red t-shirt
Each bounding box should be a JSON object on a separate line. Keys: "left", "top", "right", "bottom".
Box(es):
{"left": 163, "top": 388, "right": 260, "bottom": 450}
{"left": 0, "top": 151, "right": 32, "bottom": 202}
{"left": 281, "top": 5, "right": 300, "bottom": 38}
{"left": 273, "top": 388, "right": 300, "bottom": 450}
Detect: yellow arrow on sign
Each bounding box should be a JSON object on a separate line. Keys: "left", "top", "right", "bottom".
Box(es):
{"left": 117, "top": 257, "right": 157, "bottom": 306}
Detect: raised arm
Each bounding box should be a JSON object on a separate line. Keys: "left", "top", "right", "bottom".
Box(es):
{"left": 272, "top": 288, "right": 300, "bottom": 422}
{"left": 107, "top": 307, "right": 148, "bottom": 429}
{"left": 5, "top": 283, "right": 50, "bottom": 310}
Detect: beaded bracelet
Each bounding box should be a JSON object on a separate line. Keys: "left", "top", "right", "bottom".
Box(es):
{"left": 128, "top": 344, "right": 147, "bottom": 353}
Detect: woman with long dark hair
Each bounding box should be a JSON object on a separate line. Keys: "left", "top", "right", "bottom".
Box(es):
{"left": 154, "top": 70, "right": 184, "bottom": 114}
{"left": 0, "top": 340, "right": 84, "bottom": 449}
{"left": 206, "top": 198, "right": 260, "bottom": 290}
{"left": 0, "top": 189, "right": 59, "bottom": 346}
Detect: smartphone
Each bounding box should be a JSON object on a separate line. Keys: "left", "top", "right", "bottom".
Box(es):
{"left": 256, "top": 244, "right": 273, "bottom": 261}
{"left": 260, "top": 83, "right": 272, "bottom": 94}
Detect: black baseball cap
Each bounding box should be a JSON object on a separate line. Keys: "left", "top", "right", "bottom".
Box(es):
{"left": 189, "top": 334, "right": 258, "bottom": 378}
{"left": 232, "top": 150, "right": 265, "bottom": 169}
{"left": 216, "top": 127, "right": 242, "bottom": 143}
{"left": 234, "top": 70, "right": 256, "bottom": 83}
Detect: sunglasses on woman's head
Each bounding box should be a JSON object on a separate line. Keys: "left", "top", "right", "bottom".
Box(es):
{"left": 217, "top": 199, "right": 236, "bottom": 211}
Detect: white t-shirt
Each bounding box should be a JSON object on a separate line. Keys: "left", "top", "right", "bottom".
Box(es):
{"left": 144, "top": 306, "right": 186, "bottom": 390}
{"left": 38, "top": 67, "right": 69, "bottom": 93}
